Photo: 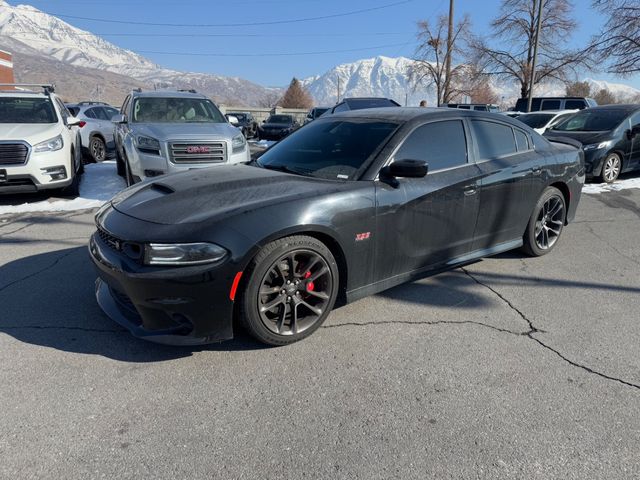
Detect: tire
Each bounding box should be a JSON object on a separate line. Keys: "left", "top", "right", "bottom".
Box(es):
{"left": 599, "top": 153, "right": 622, "bottom": 183}
{"left": 89, "top": 136, "right": 107, "bottom": 163}
{"left": 124, "top": 154, "right": 135, "bottom": 187}
{"left": 115, "top": 147, "right": 125, "bottom": 177}
{"left": 239, "top": 235, "right": 339, "bottom": 346}
{"left": 521, "top": 186, "right": 566, "bottom": 257}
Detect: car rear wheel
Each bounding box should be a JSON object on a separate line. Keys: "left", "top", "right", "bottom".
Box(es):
{"left": 521, "top": 186, "right": 566, "bottom": 257}
{"left": 89, "top": 136, "right": 106, "bottom": 162}
{"left": 124, "top": 154, "right": 135, "bottom": 186}
{"left": 600, "top": 153, "right": 622, "bottom": 183}
{"left": 115, "top": 148, "right": 125, "bottom": 177}
{"left": 240, "top": 235, "right": 339, "bottom": 345}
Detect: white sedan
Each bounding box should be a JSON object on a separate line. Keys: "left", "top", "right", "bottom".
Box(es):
{"left": 516, "top": 110, "right": 578, "bottom": 134}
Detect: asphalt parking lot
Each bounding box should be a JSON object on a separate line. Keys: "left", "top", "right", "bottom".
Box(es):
{"left": 1, "top": 177, "right": 639, "bottom": 479}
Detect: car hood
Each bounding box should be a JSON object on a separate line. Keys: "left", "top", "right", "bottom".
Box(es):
{"left": 132, "top": 122, "right": 239, "bottom": 141}
{"left": 544, "top": 130, "right": 613, "bottom": 145}
{"left": 111, "top": 165, "right": 355, "bottom": 225}
{"left": 0, "top": 123, "right": 61, "bottom": 145}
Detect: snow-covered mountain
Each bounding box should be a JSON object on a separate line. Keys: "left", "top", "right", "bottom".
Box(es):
{"left": 302, "top": 56, "right": 432, "bottom": 107}
{"left": 0, "top": 0, "right": 279, "bottom": 105}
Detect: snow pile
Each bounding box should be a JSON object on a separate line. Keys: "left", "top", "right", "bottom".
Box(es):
{"left": 0, "top": 161, "right": 125, "bottom": 215}
{"left": 582, "top": 176, "right": 640, "bottom": 194}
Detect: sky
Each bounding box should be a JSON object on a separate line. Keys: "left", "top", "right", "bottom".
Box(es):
{"left": 19, "top": 0, "right": 640, "bottom": 88}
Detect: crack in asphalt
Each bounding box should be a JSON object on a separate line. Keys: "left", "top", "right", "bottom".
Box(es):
{"left": 323, "top": 319, "right": 526, "bottom": 337}
{"left": 0, "top": 249, "right": 78, "bottom": 294}
{"left": 584, "top": 223, "right": 640, "bottom": 266}
{"left": 460, "top": 267, "right": 640, "bottom": 391}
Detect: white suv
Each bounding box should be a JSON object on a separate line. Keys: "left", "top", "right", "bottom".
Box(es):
{"left": 0, "top": 84, "right": 83, "bottom": 196}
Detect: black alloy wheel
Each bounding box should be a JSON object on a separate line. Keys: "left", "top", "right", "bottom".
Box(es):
{"left": 90, "top": 136, "right": 106, "bottom": 162}
{"left": 522, "top": 186, "right": 566, "bottom": 256}
{"left": 240, "top": 236, "right": 339, "bottom": 345}
{"left": 601, "top": 153, "right": 622, "bottom": 183}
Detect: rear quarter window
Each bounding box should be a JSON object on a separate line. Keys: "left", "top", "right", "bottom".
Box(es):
{"left": 471, "top": 120, "right": 517, "bottom": 159}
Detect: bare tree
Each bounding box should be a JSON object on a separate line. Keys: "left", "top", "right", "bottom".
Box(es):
{"left": 470, "top": 0, "right": 592, "bottom": 99}
{"left": 279, "top": 78, "right": 314, "bottom": 109}
{"left": 593, "top": 88, "right": 617, "bottom": 105}
{"left": 257, "top": 91, "right": 282, "bottom": 109}
{"left": 565, "top": 80, "right": 592, "bottom": 97}
{"left": 468, "top": 76, "right": 499, "bottom": 104}
{"left": 591, "top": 0, "right": 640, "bottom": 75}
{"left": 410, "top": 14, "right": 471, "bottom": 106}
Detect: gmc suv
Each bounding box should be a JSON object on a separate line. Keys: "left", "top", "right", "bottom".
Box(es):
{"left": 113, "top": 89, "right": 249, "bottom": 185}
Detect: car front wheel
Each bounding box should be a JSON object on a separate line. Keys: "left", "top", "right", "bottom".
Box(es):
{"left": 522, "top": 186, "right": 566, "bottom": 257}
{"left": 240, "top": 235, "right": 339, "bottom": 345}
{"left": 600, "top": 153, "right": 622, "bottom": 183}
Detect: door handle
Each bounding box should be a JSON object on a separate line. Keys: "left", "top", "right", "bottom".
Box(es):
{"left": 463, "top": 184, "right": 477, "bottom": 196}
{"left": 531, "top": 165, "right": 542, "bottom": 174}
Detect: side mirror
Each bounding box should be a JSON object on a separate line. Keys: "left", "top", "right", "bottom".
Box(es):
{"left": 381, "top": 159, "right": 429, "bottom": 179}
{"left": 629, "top": 125, "right": 640, "bottom": 139}
{"left": 65, "top": 116, "right": 82, "bottom": 127}
{"left": 227, "top": 115, "right": 239, "bottom": 125}
{"left": 112, "top": 113, "right": 127, "bottom": 124}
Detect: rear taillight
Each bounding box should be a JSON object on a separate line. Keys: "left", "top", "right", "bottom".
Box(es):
{"left": 78, "top": 121, "right": 86, "bottom": 128}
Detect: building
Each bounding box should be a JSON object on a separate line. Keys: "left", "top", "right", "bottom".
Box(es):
{"left": 0, "top": 50, "right": 15, "bottom": 84}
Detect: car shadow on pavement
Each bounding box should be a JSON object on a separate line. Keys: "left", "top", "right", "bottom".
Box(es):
{"left": 0, "top": 247, "right": 267, "bottom": 362}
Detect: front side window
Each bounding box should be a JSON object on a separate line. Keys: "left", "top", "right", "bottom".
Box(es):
{"left": 541, "top": 100, "right": 561, "bottom": 110}
{"left": 471, "top": 120, "right": 517, "bottom": 159}
{"left": 0, "top": 97, "right": 57, "bottom": 124}
{"left": 257, "top": 119, "right": 398, "bottom": 180}
{"left": 132, "top": 97, "right": 225, "bottom": 123}
{"left": 394, "top": 120, "right": 468, "bottom": 171}
{"left": 565, "top": 100, "right": 585, "bottom": 110}
{"left": 518, "top": 113, "right": 556, "bottom": 129}
{"left": 551, "top": 109, "right": 630, "bottom": 132}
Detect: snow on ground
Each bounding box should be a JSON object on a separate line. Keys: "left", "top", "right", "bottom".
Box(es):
{"left": 582, "top": 176, "right": 640, "bottom": 194}
{"left": 0, "top": 161, "right": 125, "bottom": 216}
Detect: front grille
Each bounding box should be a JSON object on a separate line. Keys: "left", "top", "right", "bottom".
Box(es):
{"left": 0, "top": 142, "right": 29, "bottom": 165}
{"left": 97, "top": 226, "right": 123, "bottom": 252}
{"left": 169, "top": 141, "right": 226, "bottom": 164}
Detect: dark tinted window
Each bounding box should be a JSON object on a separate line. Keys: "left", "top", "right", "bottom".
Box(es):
{"left": 84, "top": 108, "right": 98, "bottom": 119}
{"left": 514, "top": 129, "right": 530, "bottom": 151}
{"left": 565, "top": 100, "right": 585, "bottom": 110}
{"left": 121, "top": 95, "right": 130, "bottom": 115}
{"left": 458, "top": 105, "right": 471, "bottom": 109}
{"left": 541, "top": 100, "right": 561, "bottom": 110}
{"left": 515, "top": 98, "right": 542, "bottom": 111}
{"left": 518, "top": 113, "right": 555, "bottom": 129}
{"left": 333, "top": 102, "right": 349, "bottom": 113}
{"left": 471, "top": 120, "right": 517, "bottom": 159}
{"left": 0, "top": 97, "right": 57, "bottom": 123}
{"left": 104, "top": 107, "right": 119, "bottom": 120}
{"left": 257, "top": 119, "right": 398, "bottom": 180}
{"left": 267, "top": 115, "right": 293, "bottom": 124}
{"left": 67, "top": 106, "right": 80, "bottom": 116}
{"left": 395, "top": 120, "right": 467, "bottom": 171}
{"left": 552, "top": 109, "right": 630, "bottom": 132}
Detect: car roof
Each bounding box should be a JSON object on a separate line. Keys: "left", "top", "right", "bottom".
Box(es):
{"left": 579, "top": 104, "right": 640, "bottom": 113}
{"left": 0, "top": 91, "right": 49, "bottom": 98}
{"left": 326, "top": 106, "right": 523, "bottom": 124}
{"left": 131, "top": 90, "right": 208, "bottom": 99}
{"left": 518, "top": 109, "right": 578, "bottom": 116}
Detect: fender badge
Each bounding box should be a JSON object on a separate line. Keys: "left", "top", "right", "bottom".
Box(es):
{"left": 355, "top": 232, "right": 371, "bottom": 242}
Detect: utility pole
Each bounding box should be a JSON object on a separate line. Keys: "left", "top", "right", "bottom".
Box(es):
{"left": 443, "top": 0, "right": 454, "bottom": 105}
{"left": 527, "top": 0, "right": 543, "bottom": 112}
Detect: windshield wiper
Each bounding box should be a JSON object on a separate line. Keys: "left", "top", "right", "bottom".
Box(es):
{"left": 261, "top": 164, "right": 312, "bottom": 177}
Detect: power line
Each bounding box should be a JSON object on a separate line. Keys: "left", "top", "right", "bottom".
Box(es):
{"left": 32, "top": 0, "right": 415, "bottom": 28}
{"left": 65, "top": 32, "right": 408, "bottom": 38}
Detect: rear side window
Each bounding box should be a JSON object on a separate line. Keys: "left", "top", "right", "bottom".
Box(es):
{"left": 395, "top": 120, "right": 468, "bottom": 171}
{"left": 514, "top": 129, "right": 530, "bottom": 151}
{"left": 541, "top": 100, "right": 561, "bottom": 110}
{"left": 333, "top": 102, "right": 349, "bottom": 113}
{"left": 84, "top": 108, "right": 97, "bottom": 119}
{"left": 565, "top": 100, "right": 585, "bottom": 110}
{"left": 471, "top": 120, "right": 517, "bottom": 159}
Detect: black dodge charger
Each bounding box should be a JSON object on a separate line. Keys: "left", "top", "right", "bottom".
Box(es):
{"left": 89, "top": 108, "right": 584, "bottom": 346}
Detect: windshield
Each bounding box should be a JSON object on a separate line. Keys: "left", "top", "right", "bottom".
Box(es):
{"left": 518, "top": 113, "right": 556, "bottom": 129}
{"left": 267, "top": 115, "right": 293, "bottom": 124}
{"left": 0, "top": 97, "right": 57, "bottom": 123}
{"left": 257, "top": 119, "right": 398, "bottom": 180}
{"left": 551, "top": 109, "right": 629, "bottom": 132}
{"left": 228, "top": 113, "right": 247, "bottom": 121}
{"left": 132, "top": 97, "right": 225, "bottom": 123}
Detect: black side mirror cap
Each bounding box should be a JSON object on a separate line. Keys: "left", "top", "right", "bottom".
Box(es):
{"left": 629, "top": 126, "right": 640, "bottom": 139}
{"left": 381, "top": 159, "right": 429, "bottom": 179}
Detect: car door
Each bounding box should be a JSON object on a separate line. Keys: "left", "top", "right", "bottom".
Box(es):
{"left": 374, "top": 119, "right": 482, "bottom": 280}
{"left": 628, "top": 111, "right": 640, "bottom": 170}
{"left": 470, "top": 119, "right": 542, "bottom": 252}
{"left": 115, "top": 95, "right": 131, "bottom": 156}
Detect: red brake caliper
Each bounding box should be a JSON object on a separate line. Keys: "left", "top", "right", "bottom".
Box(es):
{"left": 304, "top": 271, "right": 315, "bottom": 292}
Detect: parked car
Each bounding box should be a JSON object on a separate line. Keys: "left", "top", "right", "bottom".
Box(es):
{"left": 90, "top": 108, "right": 584, "bottom": 346}
{"left": 226, "top": 111, "right": 258, "bottom": 138}
{"left": 257, "top": 114, "right": 299, "bottom": 140}
{"left": 304, "top": 107, "right": 329, "bottom": 124}
{"left": 65, "top": 101, "right": 119, "bottom": 162}
{"left": 446, "top": 103, "right": 500, "bottom": 112}
{"left": 545, "top": 104, "right": 640, "bottom": 183}
{"left": 321, "top": 97, "right": 401, "bottom": 116}
{"left": 113, "top": 89, "right": 250, "bottom": 185}
{"left": 501, "top": 111, "right": 523, "bottom": 119}
{"left": 514, "top": 96, "right": 597, "bottom": 112}
{"left": 516, "top": 110, "right": 578, "bottom": 134}
{"left": 0, "top": 84, "right": 83, "bottom": 195}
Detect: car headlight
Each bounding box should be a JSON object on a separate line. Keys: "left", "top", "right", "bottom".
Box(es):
{"left": 33, "top": 134, "right": 63, "bottom": 152}
{"left": 135, "top": 135, "right": 161, "bottom": 154}
{"left": 232, "top": 133, "right": 246, "bottom": 153}
{"left": 144, "top": 242, "right": 228, "bottom": 266}
{"left": 583, "top": 141, "right": 612, "bottom": 151}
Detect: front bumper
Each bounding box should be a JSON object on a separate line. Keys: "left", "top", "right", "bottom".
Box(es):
{"left": 89, "top": 231, "right": 238, "bottom": 345}
{"left": 583, "top": 149, "right": 608, "bottom": 178}
{"left": 258, "top": 129, "right": 290, "bottom": 140}
{"left": 0, "top": 149, "right": 74, "bottom": 194}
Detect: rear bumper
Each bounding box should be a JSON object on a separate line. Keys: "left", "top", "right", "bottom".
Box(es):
{"left": 89, "top": 232, "right": 237, "bottom": 345}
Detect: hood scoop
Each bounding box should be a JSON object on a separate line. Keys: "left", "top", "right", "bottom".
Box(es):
{"left": 150, "top": 182, "right": 175, "bottom": 194}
